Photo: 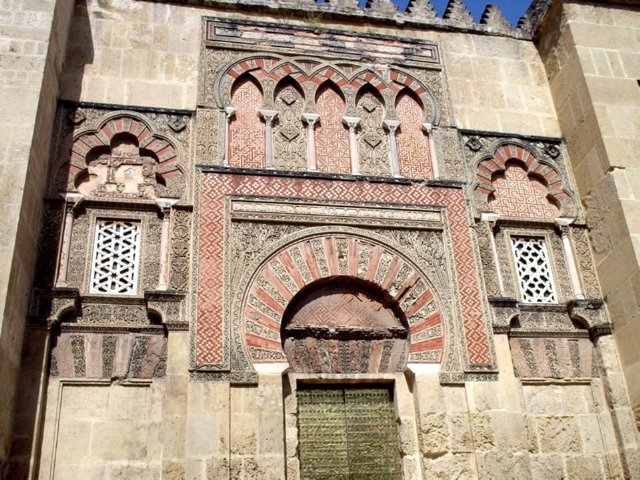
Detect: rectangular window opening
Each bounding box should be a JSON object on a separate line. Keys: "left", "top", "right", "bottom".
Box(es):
{"left": 511, "top": 236, "right": 557, "bottom": 304}
{"left": 89, "top": 220, "right": 141, "bottom": 295}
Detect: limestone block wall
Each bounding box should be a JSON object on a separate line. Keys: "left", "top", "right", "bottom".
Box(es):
{"left": 62, "top": 0, "right": 560, "bottom": 138}
{"left": 440, "top": 33, "right": 561, "bottom": 137}
{"left": 30, "top": 333, "right": 640, "bottom": 479}
{"left": 537, "top": 0, "right": 640, "bottom": 423}
{"left": 0, "top": 0, "right": 74, "bottom": 470}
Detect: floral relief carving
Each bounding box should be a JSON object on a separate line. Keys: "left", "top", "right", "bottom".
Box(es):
{"left": 474, "top": 221, "right": 500, "bottom": 298}
{"left": 67, "top": 212, "right": 90, "bottom": 289}
{"left": 170, "top": 209, "right": 192, "bottom": 292}
{"left": 273, "top": 82, "right": 306, "bottom": 171}
{"left": 34, "top": 201, "right": 64, "bottom": 288}
{"left": 356, "top": 89, "right": 390, "bottom": 177}
{"left": 571, "top": 227, "right": 601, "bottom": 299}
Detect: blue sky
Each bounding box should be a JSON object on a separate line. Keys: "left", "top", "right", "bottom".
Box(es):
{"left": 396, "top": 0, "right": 533, "bottom": 26}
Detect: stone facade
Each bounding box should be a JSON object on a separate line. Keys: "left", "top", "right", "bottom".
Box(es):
{"left": 1, "top": 0, "right": 640, "bottom": 479}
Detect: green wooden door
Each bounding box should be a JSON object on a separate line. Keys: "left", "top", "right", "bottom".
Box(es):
{"left": 297, "top": 387, "right": 402, "bottom": 480}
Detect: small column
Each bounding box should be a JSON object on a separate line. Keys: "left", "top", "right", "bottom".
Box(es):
{"left": 157, "top": 198, "right": 178, "bottom": 291}
{"left": 480, "top": 213, "right": 505, "bottom": 296}
{"left": 223, "top": 107, "right": 236, "bottom": 167}
{"left": 55, "top": 193, "right": 83, "bottom": 288}
{"left": 555, "top": 218, "right": 585, "bottom": 299}
{"left": 259, "top": 109, "right": 278, "bottom": 170}
{"left": 422, "top": 123, "right": 439, "bottom": 179}
{"left": 302, "top": 113, "right": 320, "bottom": 171}
{"left": 384, "top": 119, "right": 401, "bottom": 177}
{"left": 343, "top": 116, "right": 361, "bottom": 175}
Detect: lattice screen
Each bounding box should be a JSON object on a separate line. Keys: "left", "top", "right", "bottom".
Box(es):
{"left": 90, "top": 220, "right": 140, "bottom": 294}
{"left": 511, "top": 236, "right": 557, "bottom": 303}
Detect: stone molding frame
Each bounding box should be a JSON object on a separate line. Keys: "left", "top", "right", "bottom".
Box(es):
{"left": 215, "top": 55, "right": 441, "bottom": 126}
{"left": 236, "top": 230, "right": 447, "bottom": 370}
{"left": 222, "top": 225, "right": 459, "bottom": 384}
{"left": 29, "top": 202, "right": 188, "bottom": 334}
{"left": 469, "top": 139, "right": 577, "bottom": 219}
{"left": 54, "top": 111, "right": 187, "bottom": 201}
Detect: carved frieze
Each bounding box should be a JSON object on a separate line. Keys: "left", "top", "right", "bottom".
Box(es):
{"left": 51, "top": 329, "right": 166, "bottom": 379}
{"left": 170, "top": 208, "right": 192, "bottom": 292}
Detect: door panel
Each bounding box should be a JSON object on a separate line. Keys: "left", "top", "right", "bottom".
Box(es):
{"left": 297, "top": 387, "right": 402, "bottom": 480}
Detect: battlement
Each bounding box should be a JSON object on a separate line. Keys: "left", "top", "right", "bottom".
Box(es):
{"left": 148, "top": 0, "right": 554, "bottom": 39}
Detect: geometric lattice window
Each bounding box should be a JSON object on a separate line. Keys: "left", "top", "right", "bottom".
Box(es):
{"left": 297, "top": 386, "right": 402, "bottom": 479}
{"left": 511, "top": 236, "right": 557, "bottom": 303}
{"left": 90, "top": 220, "right": 140, "bottom": 294}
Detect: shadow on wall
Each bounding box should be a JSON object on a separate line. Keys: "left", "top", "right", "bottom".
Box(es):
{"left": 60, "top": 0, "right": 95, "bottom": 104}
{"left": 4, "top": 2, "right": 94, "bottom": 478}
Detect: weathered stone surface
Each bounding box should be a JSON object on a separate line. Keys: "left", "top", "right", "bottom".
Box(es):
{"left": 4, "top": 2, "right": 640, "bottom": 480}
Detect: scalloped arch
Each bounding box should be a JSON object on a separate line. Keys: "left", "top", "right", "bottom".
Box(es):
{"left": 59, "top": 114, "right": 184, "bottom": 198}
{"left": 474, "top": 142, "right": 570, "bottom": 216}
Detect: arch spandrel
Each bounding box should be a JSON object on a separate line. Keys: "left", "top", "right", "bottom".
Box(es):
{"left": 237, "top": 231, "right": 447, "bottom": 371}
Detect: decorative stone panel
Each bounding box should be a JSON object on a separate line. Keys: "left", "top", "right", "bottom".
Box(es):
{"left": 509, "top": 336, "right": 594, "bottom": 379}
{"left": 395, "top": 90, "right": 433, "bottom": 179}
{"left": 193, "top": 170, "right": 495, "bottom": 381}
{"left": 315, "top": 84, "right": 351, "bottom": 174}
{"left": 50, "top": 328, "right": 166, "bottom": 379}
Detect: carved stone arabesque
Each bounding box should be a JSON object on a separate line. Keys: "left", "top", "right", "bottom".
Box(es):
{"left": 494, "top": 227, "right": 516, "bottom": 299}
{"left": 474, "top": 221, "right": 501, "bottom": 298}
{"left": 195, "top": 107, "right": 220, "bottom": 165}
{"left": 170, "top": 208, "right": 192, "bottom": 292}
{"left": 51, "top": 329, "right": 167, "bottom": 379}
{"left": 570, "top": 226, "right": 602, "bottom": 299}
{"left": 357, "top": 91, "right": 390, "bottom": 176}
{"left": 273, "top": 83, "right": 307, "bottom": 171}
{"left": 34, "top": 200, "right": 65, "bottom": 289}
{"left": 437, "top": 127, "right": 464, "bottom": 180}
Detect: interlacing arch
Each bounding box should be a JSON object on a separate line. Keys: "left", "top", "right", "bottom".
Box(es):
{"left": 218, "top": 55, "right": 439, "bottom": 124}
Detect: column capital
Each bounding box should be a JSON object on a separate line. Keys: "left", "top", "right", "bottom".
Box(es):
{"left": 59, "top": 192, "right": 83, "bottom": 203}
{"left": 156, "top": 198, "right": 178, "bottom": 210}
{"left": 554, "top": 216, "right": 575, "bottom": 235}
{"left": 224, "top": 106, "right": 236, "bottom": 119}
{"left": 259, "top": 109, "right": 278, "bottom": 125}
{"left": 302, "top": 113, "right": 320, "bottom": 127}
{"left": 384, "top": 119, "right": 400, "bottom": 133}
{"left": 422, "top": 122, "right": 433, "bottom": 135}
{"left": 480, "top": 212, "right": 500, "bottom": 223}
{"left": 342, "top": 116, "right": 361, "bottom": 130}
{"left": 59, "top": 192, "right": 84, "bottom": 213}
